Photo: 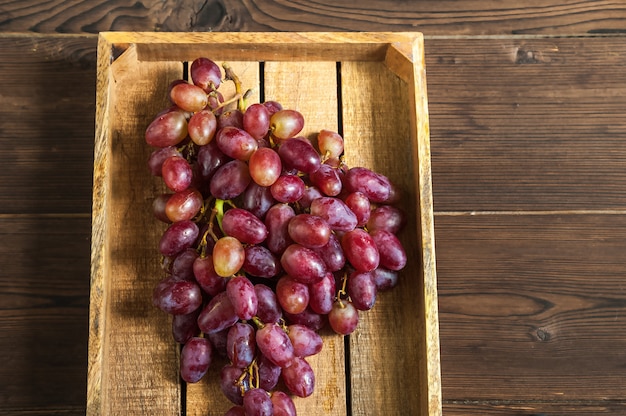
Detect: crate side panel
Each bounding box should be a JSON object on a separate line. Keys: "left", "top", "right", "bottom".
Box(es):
{"left": 103, "top": 51, "right": 183, "bottom": 415}
{"left": 264, "top": 60, "right": 348, "bottom": 416}
{"left": 341, "top": 61, "right": 424, "bottom": 415}
{"left": 100, "top": 32, "right": 421, "bottom": 63}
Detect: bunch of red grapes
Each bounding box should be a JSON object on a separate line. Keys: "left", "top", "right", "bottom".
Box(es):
{"left": 146, "top": 57, "right": 408, "bottom": 416}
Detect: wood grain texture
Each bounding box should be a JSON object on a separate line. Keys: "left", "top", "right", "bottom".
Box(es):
{"left": 443, "top": 401, "right": 626, "bottom": 415}
{"left": 425, "top": 36, "right": 626, "bottom": 212}
{"left": 436, "top": 213, "right": 626, "bottom": 403}
{"left": 263, "top": 59, "right": 347, "bottom": 416}
{"left": 89, "top": 41, "right": 183, "bottom": 415}
{"left": 0, "top": 34, "right": 96, "bottom": 214}
{"left": 1, "top": 0, "right": 626, "bottom": 35}
{"left": 0, "top": 216, "right": 90, "bottom": 413}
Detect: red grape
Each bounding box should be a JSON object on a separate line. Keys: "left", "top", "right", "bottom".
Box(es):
{"left": 243, "top": 388, "right": 273, "bottom": 416}
{"left": 287, "top": 323, "right": 323, "bottom": 357}
{"left": 188, "top": 109, "right": 217, "bottom": 146}
{"left": 317, "top": 129, "right": 344, "bottom": 159}
{"left": 341, "top": 228, "right": 380, "bottom": 272}
{"left": 216, "top": 126, "right": 258, "bottom": 161}
{"left": 367, "top": 204, "right": 407, "bottom": 234}
{"left": 281, "top": 356, "right": 315, "bottom": 397}
{"left": 264, "top": 203, "right": 295, "bottom": 255}
{"left": 243, "top": 103, "right": 271, "bottom": 140}
{"left": 280, "top": 243, "right": 327, "bottom": 284}
{"left": 162, "top": 155, "right": 193, "bottom": 192}
{"left": 347, "top": 270, "right": 377, "bottom": 311}
{"left": 257, "top": 353, "right": 282, "bottom": 391}
{"left": 152, "top": 276, "right": 203, "bottom": 315}
{"left": 328, "top": 300, "right": 359, "bottom": 335}
{"left": 254, "top": 284, "right": 282, "bottom": 325}
{"left": 192, "top": 254, "right": 227, "bottom": 296}
{"left": 271, "top": 390, "right": 297, "bottom": 416}
{"left": 276, "top": 275, "right": 310, "bottom": 315}
{"left": 308, "top": 271, "right": 336, "bottom": 315}
{"left": 169, "top": 82, "right": 208, "bottom": 113}
{"left": 226, "top": 275, "right": 258, "bottom": 321}
{"left": 197, "top": 291, "right": 239, "bottom": 334}
{"left": 159, "top": 220, "right": 199, "bottom": 257}
{"left": 148, "top": 146, "right": 181, "bottom": 176}
{"left": 345, "top": 166, "right": 393, "bottom": 203}
{"left": 248, "top": 147, "right": 282, "bottom": 186}
{"left": 278, "top": 137, "right": 321, "bottom": 174}
{"left": 212, "top": 236, "right": 245, "bottom": 277}
{"left": 243, "top": 245, "right": 281, "bottom": 278}
{"left": 165, "top": 187, "right": 203, "bottom": 222}
{"left": 226, "top": 322, "right": 256, "bottom": 368}
{"left": 210, "top": 159, "right": 251, "bottom": 200}
{"left": 287, "top": 213, "right": 331, "bottom": 249}
{"left": 180, "top": 336, "right": 213, "bottom": 383}
{"left": 270, "top": 174, "right": 305, "bottom": 203}
{"left": 310, "top": 196, "right": 358, "bottom": 232}
{"left": 309, "top": 163, "right": 342, "bottom": 196}
{"left": 270, "top": 109, "right": 304, "bottom": 140}
{"left": 145, "top": 110, "right": 188, "bottom": 147}
{"left": 190, "top": 57, "right": 222, "bottom": 92}
{"left": 255, "top": 322, "right": 295, "bottom": 368}
{"left": 370, "top": 229, "right": 407, "bottom": 271}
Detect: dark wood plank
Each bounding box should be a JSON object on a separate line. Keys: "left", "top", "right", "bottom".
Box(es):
{"left": 444, "top": 401, "right": 626, "bottom": 415}
{"left": 435, "top": 213, "right": 626, "bottom": 404}
{"left": 0, "top": 216, "right": 90, "bottom": 414}
{"left": 1, "top": 0, "right": 626, "bottom": 35}
{"left": 426, "top": 36, "right": 626, "bottom": 212}
{"left": 0, "top": 34, "right": 96, "bottom": 214}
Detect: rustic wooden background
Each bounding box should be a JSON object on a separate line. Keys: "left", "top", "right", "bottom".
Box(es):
{"left": 1, "top": 1, "right": 626, "bottom": 415}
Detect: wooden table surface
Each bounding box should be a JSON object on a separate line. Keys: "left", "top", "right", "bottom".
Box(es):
{"left": 2, "top": 2, "right": 626, "bottom": 415}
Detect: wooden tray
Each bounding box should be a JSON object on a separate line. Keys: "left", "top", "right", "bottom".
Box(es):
{"left": 89, "top": 31, "right": 441, "bottom": 416}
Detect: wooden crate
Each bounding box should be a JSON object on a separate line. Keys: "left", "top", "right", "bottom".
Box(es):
{"left": 89, "top": 32, "right": 440, "bottom": 416}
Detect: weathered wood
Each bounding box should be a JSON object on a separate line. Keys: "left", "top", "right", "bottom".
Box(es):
{"left": 1, "top": 0, "right": 625, "bottom": 35}
{"left": 88, "top": 31, "right": 438, "bottom": 416}
{"left": 89, "top": 41, "right": 183, "bottom": 415}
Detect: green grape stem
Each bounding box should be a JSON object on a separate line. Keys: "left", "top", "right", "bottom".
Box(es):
{"left": 251, "top": 316, "right": 265, "bottom": 330}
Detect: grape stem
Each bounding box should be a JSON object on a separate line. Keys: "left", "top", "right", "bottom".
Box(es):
{"left": 336, "top": 271, "right": 349, "bottom": 308}
{"left": 213, "top": 199, "right": 226, "bottom": 233}
{"left": 222, "top": 62, "right": 246, "bottom": 111}
{"left": 211, "top": 92, "right": 244, "bottom": 113}
{"left": 251, "top": 316, "right": 265, "bottom": 330}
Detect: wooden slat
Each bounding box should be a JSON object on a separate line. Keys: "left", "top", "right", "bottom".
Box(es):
{"left": 341, "top": 60, "right": 429, "bottom": 416}
{"left": 443, "top": 401, "right": 626, "bottom": 415}
{"left": 262, "top": 59, "right": 348, "bottom": 416}
{"left": 0, "top": 34, "right": 96, "bottom": 214}
{"left": 0, "top": 216, "right": 90, "bottom": 413}
{"left": 1, "top": 1, "right": 626, "bottom": 35}
{"left": 425, "top": 36, "right": 626, "bottom": 212}
{"left": 89, "top": 41, "right": 183, "bottom": 415}
{"left": 435, "top": 213, "right": 626, "bottom": 403}
{"left": 184, "top": 60, "right": 262, "bottom": 416}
